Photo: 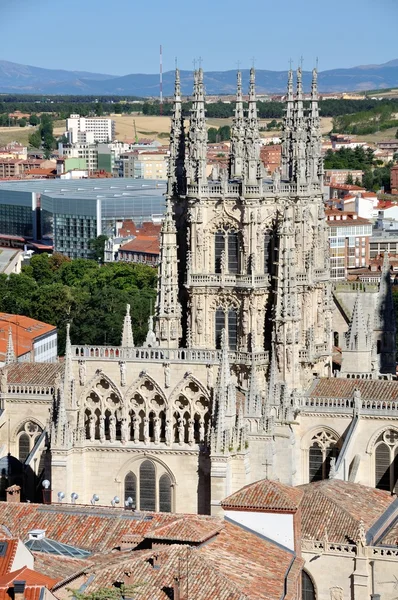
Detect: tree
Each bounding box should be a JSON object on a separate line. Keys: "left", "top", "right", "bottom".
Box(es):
{"left": 345, "top": 173, "right": 354, "bottom": 185}
{"left": 95, "top": 102, "right": 104, "bottom": 116}
{"left": 29, "top": 114, "right": 40, "bottom": 126}
{"left": 395, "top": 128, "right": 398, "bottom": 139}
{"left": 362, "top": 170, "right": 374, "bottom": 191}
{"left": 207, "top": 127, "right": 217, "bottom": 143}
{"left": 354, "top": 177, "right": 362, "bottom": 186}
{"left": 18, "top": 118, "right": 27, "bottom": 127}
{"left": 88, "top": 235, "right": 109, "bottom": 262}
{"left": 28, "top": 131, "right": 42, "bottom": 149}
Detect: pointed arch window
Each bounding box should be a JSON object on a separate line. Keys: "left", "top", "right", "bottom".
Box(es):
{"left": 375, "top": 429, "right": 398, "bottom": 493}
{"left": 309, "top": 430, "right": 339, "bottom": 482}
{"left": 140, "top": 460, "right": 156, "bottom": 511}
{"left": 18, "top": 433, "right": 30, "bottom": 463}
{"left": 302, "top": 571, "right": 316, "bottom": 600}
{"left": 264, "top": 230, "right": 272, "bottom": 274}
{"left": 214, "top": 229, "right": 239, "bottom": 274}
{"left": 159, "top": 473, "right": 172, "bottom": 513}
{"left": 215, "top": 307, "right": 237, "bottom": 351}
{"left": 124, "top": 472, "right": 137, "bottom": 507}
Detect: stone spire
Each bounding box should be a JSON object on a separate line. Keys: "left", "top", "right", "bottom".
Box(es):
{"left": 121, "top": 304, "right": 134, "bottom": 349}
{"left": 5, "top": 327, "right": 15, "bottom": 365}
{"left": 245, "top": 360, "right": 261, "bottom": 418}
{"left": 307, "top": 67, "right": 322, "bottom": 183}
{"left": 144, "top": 314, "right": 159, "bottom": 348}
{"left": 63, "top": 323, "right": 76, "bottom": 409}
{"left": 212, "top": 329, "right": 236, "bottom": 453}
{"left": 168, "top": 67, "right": 186, "bottom": 196}
{"left": 185, "top": 68, "right": 207, "bottom": 186}
{"left": 229, "top": 71, "right": 245, "bottom": 179}
{"left": 244, "top": 68, "right": 261, "bottom": 183}
{"left": 292, "top": 67, "right": 306, "bottom": 184}
{"left": 345, "top": 295, "right": 370, "bottom": 352}
{"left": 281, "top": 68, "right": 295, "bottom": 181}
{"left": 155, "top": 197, "right": 182, "bottom": 347}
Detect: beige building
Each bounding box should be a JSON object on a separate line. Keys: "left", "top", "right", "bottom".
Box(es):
{"left": 121, "top": 150, "right": 169, "bottom": 179}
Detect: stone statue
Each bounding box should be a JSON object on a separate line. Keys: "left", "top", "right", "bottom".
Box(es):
{"left": 196, "top": 309, "right": 203, "bottom": 335}
{"left": 78, "top": 361, "right": 86, "bottom": 387}
{"left": 329, "top": 456, "right": 336, "bottom": 479}
{"left": 119, "top": 361, "right": 126, "bottom": 387}
{"left": 0, "top": 370, "right": 7, "bottom": 394}
{"left": 133, "top": 414, "right": 139, "bottom": 443}
{"left": 207, "top": 365, "right": 214, "bottom": 390}
{"left": 330, "top": 588, "right": 343, "bottom": 600}
{"left": 89, "top": 415, "right": 96, "bottom": 441}
{"left": 109, "top": 415, "right": 116, "bottom": 442}
{"left": 154, "top": 416, "right": 160, "bottom": 444}
{"left": 188, "top": 418, "right": 194, "bottom": 445}
{"left": 196, "top": 227, "right": 203, "bottom": 247}
{"left": 276, "top": 344, "right": 283, "bottom": 371}
{"left": 242, "top": 309, "right": 249, "bottom": 336}
{"left": 121, "top": 417, "right": 129, "bottom": 443}
{"left": 272, "top": 168, "right": 280, "bottom": 192}
{"left": 178, "top": 418, "right": 184, "bottom": 445}
{"left": 165, "top": 418, "right": 172, "bottom": 446}
{"left": 164, "top": 363, "right": 171, "bottom": 389}
{"left": 286, "top": 346, "right": 292, "bottom": 372}
{"left": 199, "top": 418, "right": 205, "bottom": 442}
{"left": 353, "top": 387, "right": 361, "bottom": 415}
{"left": 99, "top": 416, "right": 105, "bottom": 442}
{"left": 143, "top": 416, "right": 149, "bottom": 444}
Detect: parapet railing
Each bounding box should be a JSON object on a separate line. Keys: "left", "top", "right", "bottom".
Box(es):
{"left": 186, "top": 273, "right": 270, "bottom": 288}
{"left": 300, "top": 396, "right": 398, "bottom": 415}
{"left": 302, "top": 539, "right": 398, "bottom": 560}
{"left": 71, "top": 345, "right": 269, "bottom": 365}
{"left": 5, "top": 384, "right": 55, "bottom": 396}
{"left": 186, "top": 181, "right": 322, "bottom": 199}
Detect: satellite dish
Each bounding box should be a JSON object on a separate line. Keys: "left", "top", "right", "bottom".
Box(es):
{"left": 42, "top": 480, "right": 50, "bottom": 489}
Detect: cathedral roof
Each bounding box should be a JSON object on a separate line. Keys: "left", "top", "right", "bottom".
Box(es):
{"left": 221, "top": 479, "right": 304, "bottom": 512}
{"left": 145, "top": 516, "right": 224, "bottom": 544}
{"left": 309, "top": 377, "right": 398, "bottom": 401}
{"left": 298, "top": 479, "right": 394, "bottom": 543}
{"left": 2, "top": 362, "right": 63, "bottom": 386}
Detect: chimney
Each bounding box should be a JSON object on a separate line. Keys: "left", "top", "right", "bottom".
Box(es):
{"left": 13, "top": 580, "right": 26, "bottom": 600}
{"left": 5, "top": 485, "right": 21, "bottom": 503}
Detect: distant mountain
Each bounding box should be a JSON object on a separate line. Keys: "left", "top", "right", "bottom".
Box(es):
{"left": 1, "top": 59, "right": 398, "bottom": 96}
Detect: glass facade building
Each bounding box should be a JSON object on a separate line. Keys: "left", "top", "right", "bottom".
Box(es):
{"left": 0, "top": 179, "right": 167, "bottom": 259}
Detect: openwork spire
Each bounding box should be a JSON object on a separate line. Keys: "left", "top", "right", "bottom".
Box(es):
{"left": 244, "top": 67, "right": 261, "bottom": 182}
{"left": 121, "top": 304, "right": 134, "bottom": 349}
{"left": 185, "top": 68, "right": 207, "bottom": 185}
{"left": 307, "top": 67, "right": 322, "bottom": 183}
{"left": 5, "top": 327, "right": 15, "bottom": 365}
{"left": 168, "top": 67, "right": 186, "bottom": 196}
{"left": 230, "top": 70, "right": 245, "bottom": 179}
{"left": 345, "top": 294, "right": 370, "bottom": 351}
{"left": 245, "top": 360, "right": 261, "bottom": 418}
{"left": 281, "top": 68, "right": 294, "bottom": 180}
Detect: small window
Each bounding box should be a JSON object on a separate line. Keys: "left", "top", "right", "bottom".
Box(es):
{"left": 18, "top": 433, "right": 30, "bottom": 463}
{"left": 159, "top": 473, "right": 172, "bottom": 513}
{"left": 140, "top": 460, "right": 156, "bottom": 511}
{"left": 124, "top": 472, "right": 137, "bottom": 507}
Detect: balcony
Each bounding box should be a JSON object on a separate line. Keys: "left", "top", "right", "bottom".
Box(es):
{"left": 186, "top": 272, "right": 270, "bottom": 289}
{"left": 186, "top": 181, "right": 322, "bottom": 199}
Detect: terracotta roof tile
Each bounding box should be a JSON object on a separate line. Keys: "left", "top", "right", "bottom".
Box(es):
{"left": 119, "top": 237, "right": 159, "bottom": 254}
{"left": 309, "top": 377, "right": 398, "bottom": 401}
{"left": 298, "top": 480, "right": 394, "bottom": 543}
{"left": 147, "top": 516, "right": 224, "bottom": 543}
{"left": 0, "top": 540, "right": 18, "bottom": 576}
{"left": 222, "top": 479, "right": 303, "bottom": 512}
{"left": 0, "top": 566, "right": 58, "bottom": 588}
{"left": 2, "top": 363, "right": 63, "bottom": 386}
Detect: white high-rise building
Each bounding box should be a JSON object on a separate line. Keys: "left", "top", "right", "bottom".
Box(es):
{"left": 66, "top": 114, "right": 116, "bottom": 143}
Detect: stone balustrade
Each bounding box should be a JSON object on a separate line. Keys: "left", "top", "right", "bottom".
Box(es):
{"left": 186, "top": 181, "right": 322, "bottom": 199}
{"left": 5, "top": 384, "right": 55, "bottom": 396}
{"left": 301, "top": 539, "right": 398, "bottom": 558}
{"left": 72, "top": 345, "right": 269, "bottom": 366}
{"left": 300, "top": 395, "right": 398, "bottom": 416}
{"left": 186, "top": 272, "right": 270, "bottom": 288}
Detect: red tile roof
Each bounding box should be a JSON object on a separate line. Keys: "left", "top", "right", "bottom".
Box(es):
{"left": 222, "top": 479, "right": 303, "bottom": 512}
{"left": 309, "top": 377, "right": 398, "bottom": 401}
{"left": 119, "top": 237, "right": 160, "bottom": 255}
{"left": 2, "top": 363, "right": 63, "bottom": 386}
{"left": 0, "top": 566, "right": 58, "bottom": 588}
{"left": 298, "top": 480, "right": 394, "bottom": 543}
{"left": 0, "top": 540, "right": 18, "bottom": 576}
{"left": 146, "top": 517, "right": 224, "bottom": 543}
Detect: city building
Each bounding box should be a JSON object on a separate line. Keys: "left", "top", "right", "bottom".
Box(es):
{"left": 0, "top": 159, "right": 55, "bottom": 180}
{"left": 375, "top": 201, "right": 398, "bottom": 231}
{"left": 66, "top": 114, "right": 115, "bottom": 144}
{"left": 0, "top": 313, "right": 57, "bottom": 366}
{"left": 326, "top": 209, "right": 372, "bottom": 279}
{"left": 0, "top": 68, "right": 396, "bottom": 527}
{"left": 121, "top": 149, "right": 169, "bottom": 179}
{"left": 0, "top": 179, "right": 166, "bottom": 258}
{"left": 324, "top": 169, "right": 363, "bottom": 185}
{"left": 260, "top": 144, "right": 281, "bottom": 174}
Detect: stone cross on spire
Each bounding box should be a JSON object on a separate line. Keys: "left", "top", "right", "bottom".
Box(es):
{"left": 121, "top": 304, "right": 134, "bottom": 349}
{"left": 5, "top": 327, "right": 15, "bottom": 365}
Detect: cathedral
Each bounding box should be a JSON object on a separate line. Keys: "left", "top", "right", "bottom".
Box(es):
{"left": 0, "top": 66, "right": 397, "bottom": 514}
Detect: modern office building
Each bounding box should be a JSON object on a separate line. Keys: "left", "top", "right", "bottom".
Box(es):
{"left": 0, "top": 179, "right": 166, "bottom": 259}
{"left": 66, "top": 114, "right": 115, "bottom": 143}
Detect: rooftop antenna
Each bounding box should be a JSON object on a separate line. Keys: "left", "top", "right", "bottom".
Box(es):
{"left": 160, "top": 44, "right": 163, "bottom": 116}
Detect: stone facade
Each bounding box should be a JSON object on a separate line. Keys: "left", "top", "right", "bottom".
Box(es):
{"left": 0, "top": 67, "right": 397, "bottom": 515}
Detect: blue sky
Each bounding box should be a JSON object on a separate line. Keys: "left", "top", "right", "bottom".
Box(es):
{"left": 1, "top": 0, "right": 396, "bottom": 75}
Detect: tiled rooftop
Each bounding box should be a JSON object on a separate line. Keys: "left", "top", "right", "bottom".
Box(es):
{"left": 3, "top": 363, "right": 63, "bottom": 386}
{"left": 298, "top": 480, "right": 394, "bottom": 543}
{"left": 309, "top": 377, "right": 398, "bottom": 401}
{"left": 146, "top": 516, "right": 224, "bottom": 543}
{"left": 0, "top": 539, "right": 18, "bottom": 576}
{"left": 222, "top": 479, "right": 303, "bottom": 512}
